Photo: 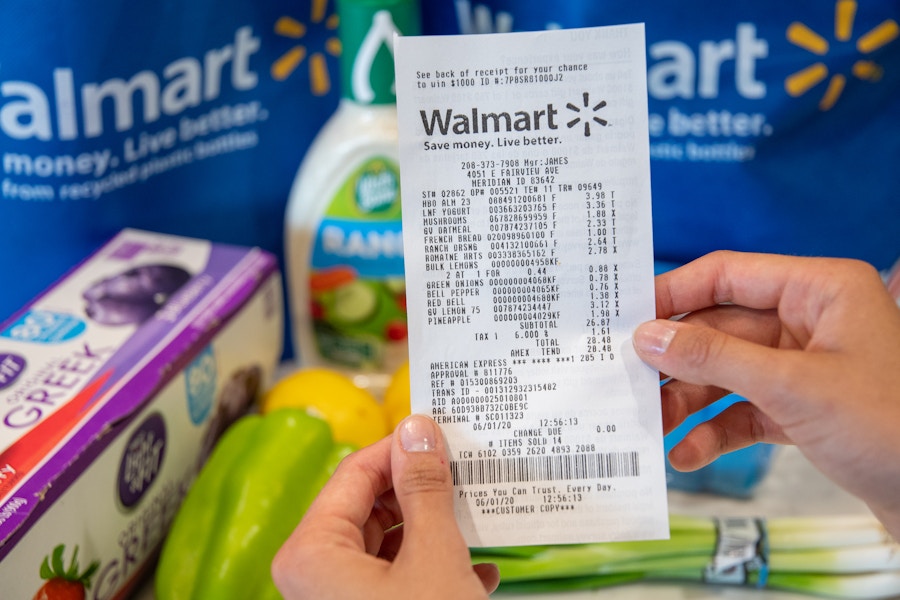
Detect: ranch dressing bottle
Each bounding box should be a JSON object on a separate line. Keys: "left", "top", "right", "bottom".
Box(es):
{"left": 285, "top": 0, "right": 419, "bottom": 393}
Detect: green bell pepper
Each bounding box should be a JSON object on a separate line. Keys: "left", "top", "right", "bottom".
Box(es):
{"left": 155, "top": 408, "right": 353, "bottom": 600}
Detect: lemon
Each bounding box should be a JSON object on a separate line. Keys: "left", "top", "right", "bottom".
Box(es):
{"left": 383, "top": 361, "right": 411, "bottom": 429}
{"left": 262, "top": 367, "right": 389, "bottom": 448}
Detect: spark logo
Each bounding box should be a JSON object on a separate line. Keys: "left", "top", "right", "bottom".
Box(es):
{"left": 271, "top": 0, "right": 341, "bottom": 96}
{"left": 786, "top": 0, "right": 899, "bottom": 110}
{"left": 565, "top": 92, "right": 608, "bottom": 137}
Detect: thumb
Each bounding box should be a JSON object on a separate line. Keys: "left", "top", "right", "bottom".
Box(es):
{"left": 391, "top": 415, "right": 465, "bottom": 552}
{"left": 632, "top": 319, "right": 807, "bottom": 405}
{"left": 392, "top": 415, "right": 500, "bottom": 594}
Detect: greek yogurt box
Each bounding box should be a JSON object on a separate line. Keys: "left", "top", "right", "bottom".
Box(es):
{"left": 0, "top": 229, "right": 283, "bottom": 599}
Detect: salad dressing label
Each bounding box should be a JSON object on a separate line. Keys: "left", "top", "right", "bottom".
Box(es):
{"left": 395, "top": 24, "right": 669, "bottom": 546}
{"left": 307, "top": 157, "right": 407, "bottom": 369}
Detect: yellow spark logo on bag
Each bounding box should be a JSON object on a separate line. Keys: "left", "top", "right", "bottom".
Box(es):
{"left": 786, "top": 0, "right": 898, "bottom": 110}
{"left": 271, "top": 0, "right": 341, "bottom": 95}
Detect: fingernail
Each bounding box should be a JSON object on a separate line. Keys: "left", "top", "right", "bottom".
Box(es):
{"left": 634, "top": 320, "right": 676, "bottom": 355}
{"left": 399, "top": 415, "right": 437, "bottom": 452}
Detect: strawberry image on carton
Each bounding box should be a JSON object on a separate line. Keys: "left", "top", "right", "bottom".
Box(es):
{"left": 0, "top": 229, "right": 284, "bottom": 599}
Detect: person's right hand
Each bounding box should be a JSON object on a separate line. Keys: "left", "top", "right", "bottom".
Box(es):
{"left": 631, "top": 251, "right": 900, "bottom": 538}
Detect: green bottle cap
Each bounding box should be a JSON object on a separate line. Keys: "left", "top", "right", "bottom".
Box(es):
{"left": 338, "top": 0, "right": 421, "bottom": 105}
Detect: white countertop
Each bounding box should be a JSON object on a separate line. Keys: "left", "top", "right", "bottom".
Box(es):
{"left": 134, "top": 444, "right": 895, "bottom": 599}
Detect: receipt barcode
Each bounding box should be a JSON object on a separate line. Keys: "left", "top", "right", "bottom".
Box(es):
{"left": 451, "top": 451, "right": 640, "bottom": 486}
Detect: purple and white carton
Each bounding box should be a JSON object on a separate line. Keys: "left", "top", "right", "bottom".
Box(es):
{"left": 0, "top": 228, "right": 283, "bottom": 599}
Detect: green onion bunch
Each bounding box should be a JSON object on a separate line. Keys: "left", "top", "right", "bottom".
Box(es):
{"left": 471, "top": 515, "right": 900, "bottom": 598}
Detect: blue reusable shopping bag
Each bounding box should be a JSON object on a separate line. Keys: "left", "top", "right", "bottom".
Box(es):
{"left": 2, "top": 1, "right": 897, "bottom": 357}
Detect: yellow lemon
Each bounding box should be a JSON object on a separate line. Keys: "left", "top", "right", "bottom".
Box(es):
{"left": 262, "top": 367, "right": 389, "bottom": 448}
{"left": 383, "top": 361, "right": 411, "bottom": 429}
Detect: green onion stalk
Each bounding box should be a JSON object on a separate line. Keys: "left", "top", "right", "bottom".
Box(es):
{"left": 470, "top": 515, "right": 900, "bottom": 599}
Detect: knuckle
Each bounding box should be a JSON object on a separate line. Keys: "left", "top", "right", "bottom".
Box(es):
{"left": 814, "top": 257, "right": 881, "bottom": 294}
{"left": 332, "top": 445, "right": 392, "bottom": 493}
{"left": 271, "top": 542, "right": 311, "bottom": 590}
{"left": 706, "top": 419, "right": 731, "bottom": 455}
{"left": 841, "top": 259, "right": 883, "bottom": 291}
{"left": 834, "top": 257, "right": 878, "bottom": 277}
{"left": 401, "top": 462, "right": 452, "bottom": 495}
{"left": 270, "top": 546, "right": 293, "bottom": 582}
{"left": 708, "top": 249, "right": 738, "bottom": 263}
{"left": 679, "top": 326, "right": 725, "bottom": 372}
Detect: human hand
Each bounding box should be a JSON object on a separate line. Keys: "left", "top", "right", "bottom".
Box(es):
{"left": 632, "top": 251, "right": 900, "bottom": 537}
{"left": 271, "top": 414, "right": 499, "bottom": 599}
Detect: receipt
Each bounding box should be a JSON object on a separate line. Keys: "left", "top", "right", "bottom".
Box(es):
{"left": 395, "top": 24, "right": 668, "bottom": 547}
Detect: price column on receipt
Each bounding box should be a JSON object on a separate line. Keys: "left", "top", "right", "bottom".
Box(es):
{"left": 395, "top": 24, "right": 668, "bottom": 547}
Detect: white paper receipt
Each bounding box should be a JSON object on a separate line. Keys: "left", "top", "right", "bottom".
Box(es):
{"left": 395, "top": 24, "right": 668, "bottom": 547}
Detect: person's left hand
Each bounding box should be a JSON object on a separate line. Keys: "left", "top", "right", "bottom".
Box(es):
{"left": 272, "top": 414, "right": 500, "bottom": 599}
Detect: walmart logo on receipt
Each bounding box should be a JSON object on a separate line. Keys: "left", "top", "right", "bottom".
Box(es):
{"left": 419, "top": 93, "right": 611, "bottom": 141}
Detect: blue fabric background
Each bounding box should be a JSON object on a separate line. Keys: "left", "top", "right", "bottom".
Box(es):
{"left": 1, "top": 1, "right": 897, "bottom": 361}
